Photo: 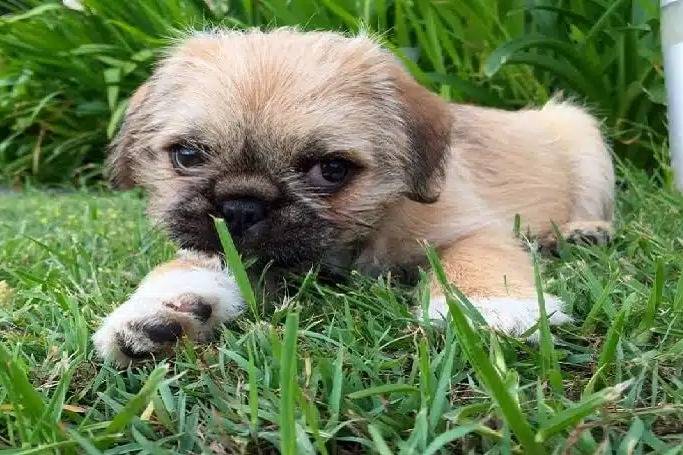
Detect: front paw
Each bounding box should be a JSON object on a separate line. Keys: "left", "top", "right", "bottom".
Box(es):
{"left": 93, "top": 267, "right": 243, "bottom": 366}
{"left": 424, "top": 294, "right": 571, "bottom": 338}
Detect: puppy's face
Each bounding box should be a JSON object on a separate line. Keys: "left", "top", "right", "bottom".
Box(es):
{"left": 109, "top": 29, "right": 452, "bottom": 274}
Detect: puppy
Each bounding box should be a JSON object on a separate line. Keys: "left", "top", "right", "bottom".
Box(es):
{"left": 93, "top": 28, "right": 614, "bottom": 365}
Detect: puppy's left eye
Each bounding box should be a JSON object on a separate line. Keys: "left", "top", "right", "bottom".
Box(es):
{"left": 171, "top": 146, "right": 205, "bottom": 171}
{"left": 306, "top": 158, "right": 353, "bottom": 191}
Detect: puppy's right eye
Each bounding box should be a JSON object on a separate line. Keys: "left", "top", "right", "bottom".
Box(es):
{"left": 171, "top": 146, "right": 204, "bottom": 171}
{"left": 305, "top": 158, "right": 355, "bottom": 193}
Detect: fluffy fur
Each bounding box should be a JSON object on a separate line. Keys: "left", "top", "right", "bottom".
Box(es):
{"left": 93, "top": 28, "right": 614, "bottom": 365}
{"left": 93, "top": 251, "right": 242, "bottom": 365}
{"left": 424, "top": 295, "right": 572, "bottom": 338}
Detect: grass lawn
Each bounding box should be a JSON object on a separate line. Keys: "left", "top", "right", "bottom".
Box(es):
{"left": 0, "top": 163, "right": 682, "bottom": 454}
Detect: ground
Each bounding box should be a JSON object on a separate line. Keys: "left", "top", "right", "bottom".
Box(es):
{"left": 0, "top": 165, "right": 682, "bottom": 454}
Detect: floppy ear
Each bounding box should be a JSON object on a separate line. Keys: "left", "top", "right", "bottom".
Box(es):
{"left": 106, "top": 82, "right": 151, "bottom": 189}
{"left": 394, "top": 70, "right": 453, "bottom": 203}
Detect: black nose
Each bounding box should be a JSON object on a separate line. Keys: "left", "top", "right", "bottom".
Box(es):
{"left": 221, "top": 198, "right": 267, "bottom": 237}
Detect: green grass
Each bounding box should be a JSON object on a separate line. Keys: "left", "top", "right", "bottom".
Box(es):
{"left": 0, "top": 161, "right": 682, "bottom": 453}
{"left": 0, "top": 0, "right": 666, "bottom": 184}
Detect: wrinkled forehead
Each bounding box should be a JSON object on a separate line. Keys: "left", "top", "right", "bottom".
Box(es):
{"left": 144, "top": 32, "right": 404, "bottom": 163}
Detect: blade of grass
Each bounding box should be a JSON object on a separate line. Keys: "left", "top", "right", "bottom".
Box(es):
{"left": 327, "top": 347, "right": 344, "bottom": 428}
{"left": 347, "top": 384, "right": 419, "bottom": 400}
{"left": 583, "top": 0, "right": 629, "bottom": 45}
{"left": 0, "top": 435, "right": 123, "bottom": 455}
{"left": 213, "top": 216, "right": 259, "bottom": 320}
{"left": 638, "top": 259, "right": 664, "bottom": 333}
{"left": 44, "top": 358, "right": 79, "bottom": 426}
{"left": 105, "top": 364, "right": 169, "bottom": 435}
{"left": 402, "top": 407, "right": 429, "bottom": 453}
{"left": 595, "top": 294, "right": 634, "bottom": 387}
{"left": 247, "top": 337, "right": 260, "bottom": 432}
{"left": 423, "top": 424, "right": 479, "bottom": 455}
{"left": 65, "top": 428, "right": 105, "bottom": 455}
{"left": 393, "top": 0, "right": 409, "bottom": 48}
{"left": 318, "top": 0, "right": 358, "bottom": 31}
{"left": 0, "top": 342, "right": 55, "bottom": 439}
{"left": 367, "top": 424, "right": 394, "bottom": 455}
{"left": 617, "top": 416, "right": 644, "bottom": 454}
{"left": 532, "top": 252, "right": 563, "bottom": 395}
{"left": 417, "top": 337, "right": 434, "bottom": 408}
{"left": 428, "top": 341, "right": 455, "bottom": 432}
{"left": 279, "top": 311, "right": 299, "bottom": 455}
{"left": 535, "top": 381, "right": 631, "bottom": 442}
{"left": 674, "top": 271, "right": 683, "bottom": 313}
{"left": 581, "top": 278, "right": 617, "bottom": 333}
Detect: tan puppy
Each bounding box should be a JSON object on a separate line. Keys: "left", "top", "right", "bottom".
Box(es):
{"left": 93, "top": 29, "right": 614, "bottom": 365}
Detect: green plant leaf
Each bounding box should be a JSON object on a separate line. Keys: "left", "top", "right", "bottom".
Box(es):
{"left": 347, "top": 384, "right": 419, "bottom": 400}
{"left": 279, "top": 311, "right": 300, "bottom": 455}
{"left": 214, "top": 216, "right": 259, "bottom": 319}
{"left": 105, "top": 364, "right": 169, "bottom": 435}
{"left": 535, "top": 381, "right": 630, "bottom": 442}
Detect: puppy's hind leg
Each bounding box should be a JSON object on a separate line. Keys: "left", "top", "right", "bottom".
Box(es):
{"left": 539, "top": 220, "right": 614, "bottom": 254}
{"left": 537, "top": 101, "right": 616, "bottom": 253}
{"left": 424, "top": 229, "right": 571, "bottom": 337}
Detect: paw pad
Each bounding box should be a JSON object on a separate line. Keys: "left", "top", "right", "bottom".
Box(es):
{"left": 142, "top": 321, "right": 183, "bottom": 343}
{"left": 163, "top": 293, "right": 213, "bottom": 322}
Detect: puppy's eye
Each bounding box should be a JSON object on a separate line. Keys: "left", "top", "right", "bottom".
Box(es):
{"left": 171, "top": 146, "right": 205, "bottom": 171}
{"left": 306, "top": 158, "right": 352, "bottom": 191}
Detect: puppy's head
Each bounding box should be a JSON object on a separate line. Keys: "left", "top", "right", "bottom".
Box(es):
{"left": 109, "top": 29, "right": 452, "bottom": 272}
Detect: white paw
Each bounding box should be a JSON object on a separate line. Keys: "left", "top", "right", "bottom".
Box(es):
{"left": 422, "top": 294, "right": 571, "bottom": 338}
{"left": 93, "top": 266, "right": 243, "bottom": 366}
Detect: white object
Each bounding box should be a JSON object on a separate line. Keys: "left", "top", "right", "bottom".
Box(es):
{"left": 62, "top": 0, "right": 84, "bottom": 11}
{"left": 662, "top": 0, "right": 683, "bottom": 190}
{"left": 92, "top": 264, "right": 244, "bottom": 365}
{"left": 424, "top": 294, "right": 571, "bottom": 339}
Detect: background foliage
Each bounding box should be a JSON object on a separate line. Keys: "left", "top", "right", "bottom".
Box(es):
{"left": 0, "top": 0, "right": 666, "bottom": 185}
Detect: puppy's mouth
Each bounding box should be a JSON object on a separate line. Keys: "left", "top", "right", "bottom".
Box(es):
{"left": 164, "top": 203, "right": 342, "bottom": 270}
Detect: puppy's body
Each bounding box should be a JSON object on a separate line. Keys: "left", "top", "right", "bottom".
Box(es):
{"left": 360, "top": 101, "right": 614, "bottom": 272}
{"left": 94, "top": 29, "right": 614, "bottom": 364}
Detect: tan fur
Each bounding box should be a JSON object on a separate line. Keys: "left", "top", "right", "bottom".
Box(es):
{"left": 360, "top": 101, "right": 614, "bottom": 271}
{"left": 428, "top": 229, "right": 536, "bottom": 298}
{"left": 149, "top": 250, "right": 223, "bottom": 278}
{"left": 361, "top": 98, "right": 613, "bottom": 300}
{"left": 96, "top": 28, "right": 615, "bottom": 363}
